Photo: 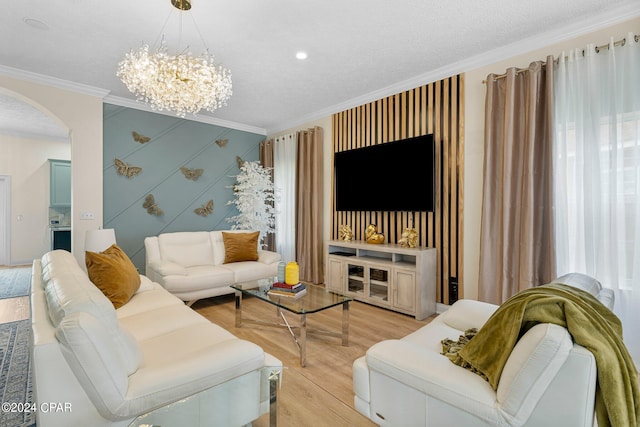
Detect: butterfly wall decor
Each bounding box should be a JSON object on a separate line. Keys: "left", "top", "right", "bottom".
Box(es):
{"left": 180, "top": 166, "right": 204, "bottom": 181}
{"left": 236, "top": 156, "right": 245, "bottom": 169}
{"left": 143, "top": 194, "right": 164, "bottom": 216}
{"left": 132, "top": 131, "right": 151, "bottom": 144}
{"left": 194, "top": 200, "right": 214, "bottom": 217}
{"left": 114, "top": 158, "right": 142, "bottom": 178}
{"left": 215, "top": 139, "right": 228, "bottom": 147}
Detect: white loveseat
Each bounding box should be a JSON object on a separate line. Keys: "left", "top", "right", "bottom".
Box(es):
{"left": 31, "top": 249, "right": 282, "bottom": 427}
{"left": 353, "top": 273, "right": 615, "bottom": 427}
{"left": 145, "top": 230, "right": 281, "bottom": 305}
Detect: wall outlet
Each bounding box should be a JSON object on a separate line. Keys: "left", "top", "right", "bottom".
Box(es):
{"left": 80, "top": 211, "right": 95, "bottom": 220}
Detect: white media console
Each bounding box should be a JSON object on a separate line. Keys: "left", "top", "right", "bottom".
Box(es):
{"left": 325, "top": 240, "right": 436, "bottom": 320}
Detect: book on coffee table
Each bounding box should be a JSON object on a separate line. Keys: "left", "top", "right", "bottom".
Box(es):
{"left": 268, "top": 284, "right": 307, "bottom": 298}
{"left": 271, "top": 282, "right": 305, "bottom": 291}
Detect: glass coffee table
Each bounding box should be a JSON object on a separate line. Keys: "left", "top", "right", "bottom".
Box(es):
{"left": 231, "top": 278, "right": 352, "bottom": 367}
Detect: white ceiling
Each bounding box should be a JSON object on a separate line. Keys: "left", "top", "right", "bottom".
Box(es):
{"left": 0, "top": 92, "right": 69, "bottom": 141}
{"left": 1, "top": 0, "right": 639, "bottom": 137}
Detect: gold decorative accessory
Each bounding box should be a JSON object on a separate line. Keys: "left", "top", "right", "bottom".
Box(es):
{"left": 236, "top": 156, "right": 245, "bottom": 169}
{"left": 131, "top": 131, "right": 151, "bottom": 144}
{"left": 143, "top": 194, "right": 164, "bottom": 216}
{"left": 194, "top": 199, "right": 214, "bottom": 217}
{"left": 365, "top": 224, "right": 385, "bottom": 244}
{"left": 180, "top": 166, "right": 204, "bottom": 181}
{"left": 114, "top": 158, "right": 142, "bottom": 178}
{"left": 117, "top": 0, "right": 232, "bottom": 117}
{"left": 215, "top": 139, "right": 228, "bottom": 147}
{"left": 338, "top": 224, "right": 353, "bottom": 241}
{"left": 398, "top": 227, "right": 418, "bottom": 248}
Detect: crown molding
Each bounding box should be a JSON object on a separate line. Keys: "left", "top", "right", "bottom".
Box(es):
{"left": 0, "top": 65, "right": 110, "bottom": 98}
{"left": 104, "top": 95, "right": 267, "bottom": 136}
{"left": 0, "top": 65, "right": 267, "bottom": 135}
{"left": 0, "top": 129, "right": 70, "bottom": 143}
{"left": 267, "top": 2, "right": 640, "bottom": 135}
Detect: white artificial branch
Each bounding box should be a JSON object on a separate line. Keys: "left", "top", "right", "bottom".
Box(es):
{"left": 227, "top": 161, "right": 276, "bottom": 247}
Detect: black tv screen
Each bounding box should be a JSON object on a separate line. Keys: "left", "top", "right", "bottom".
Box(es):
{"left": 334, "top": 134, "right": 435, "bottom": 212}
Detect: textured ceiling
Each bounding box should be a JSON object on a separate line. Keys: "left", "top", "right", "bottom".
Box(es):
{"left": 0, "top": 0, "right": 639, "bottom": 137}
{"left": 0, "top": 93, "right": 68, "bottom": 141}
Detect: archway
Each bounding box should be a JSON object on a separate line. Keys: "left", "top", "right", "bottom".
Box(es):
{"left": 0, "top": 73, "right": 105, "bottom": 267}
{"left": 0, "top": 88, "right": 70, "bottom": 264}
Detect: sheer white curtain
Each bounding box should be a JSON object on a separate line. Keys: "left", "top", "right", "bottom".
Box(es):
{"left": 554, "top": 33, "right": 640, "bottom": 362}
{"left": 273, "top": 133, "right": 297, "bottom": 263}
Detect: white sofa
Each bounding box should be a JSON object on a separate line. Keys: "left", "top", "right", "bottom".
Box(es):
{"left": 145, "top": 230, "right": 281, "bottom": 305}
{"left": 31, "top": 249, "right": 282, "bottom": 427}
{"left": 353, "top": 273, "right": 615, "bottom": 427}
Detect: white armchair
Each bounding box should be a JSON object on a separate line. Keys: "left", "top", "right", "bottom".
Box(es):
{"left": 353, "top": 273, "right": 616, "bottom": 427}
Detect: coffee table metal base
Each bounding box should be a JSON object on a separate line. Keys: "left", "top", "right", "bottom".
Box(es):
{"left": 234, "top": 291, "right": 350, "bottom": 367}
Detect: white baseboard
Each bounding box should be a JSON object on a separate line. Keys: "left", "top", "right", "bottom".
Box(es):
{"left": 436, "top": 302, "right": 450, "bottom": 314}
{"left": 6, "top": 259, "right": 33, "bottom": 267}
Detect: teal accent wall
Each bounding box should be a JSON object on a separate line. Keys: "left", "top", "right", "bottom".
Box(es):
{"left": 103, "top": 104, "right": 263, "bottom": 271}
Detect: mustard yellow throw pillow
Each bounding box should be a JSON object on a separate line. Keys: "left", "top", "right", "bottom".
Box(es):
{"left": 223, "top": 231, "right": 260, "bottom": 263}
{"left": 85, "top": 243, "right": 140, "bottom": 309}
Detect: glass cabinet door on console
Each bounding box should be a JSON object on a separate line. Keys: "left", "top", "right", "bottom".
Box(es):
{"left": 344, "top": 262, "right": 390, "bottom": 305}
{"left": 367, "top": 266, "right": 390, "bottom": 303}
{"left": 347, "top": 263, "right": 365, "bottom": 295}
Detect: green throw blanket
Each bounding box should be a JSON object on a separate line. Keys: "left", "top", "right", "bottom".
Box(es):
{"left": 449, "top": 283, "right": 639, "bottom": 427}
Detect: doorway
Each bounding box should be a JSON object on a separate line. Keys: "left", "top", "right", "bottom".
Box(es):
{"left": 0, "top": 90, "right": 70, "bottom": 264}
{"left": 0, "top": 175, "right": 9, "bottom": 265}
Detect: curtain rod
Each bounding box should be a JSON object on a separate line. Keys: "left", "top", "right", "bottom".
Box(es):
{"left": 483, "top": 34, "right": 639, "bottom": 84}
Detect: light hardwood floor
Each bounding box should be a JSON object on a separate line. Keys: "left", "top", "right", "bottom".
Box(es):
{"left": 193, "top": 292, "right": 435, "bottom": 427}
{"left": 0, "top": 268, "right": 435, "bottom": 427}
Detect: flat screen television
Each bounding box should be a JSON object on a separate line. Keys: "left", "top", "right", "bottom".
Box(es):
{"left": 334, "top": 134, "right": 435, "bottom": 212}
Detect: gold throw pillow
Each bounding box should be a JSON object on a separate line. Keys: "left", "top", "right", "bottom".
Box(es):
{"left": 222, "top": 231, "right": 260, "bottom": 263}
{"left": 85, "top": 243, "right": 141, "bottom": 309}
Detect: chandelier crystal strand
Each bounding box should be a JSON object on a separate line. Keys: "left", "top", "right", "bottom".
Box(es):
{"left": 117, "top": 0, "right": 232, "bottom": 117}
{"left": 117, "top": 43, "right": 232, "bottom": 117}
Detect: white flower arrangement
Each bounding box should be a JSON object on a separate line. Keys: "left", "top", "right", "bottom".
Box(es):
{"left": 226, "top": 161, "right": 276, "bottom": 247}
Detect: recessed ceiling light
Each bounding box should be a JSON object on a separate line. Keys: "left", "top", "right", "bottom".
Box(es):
{"left": 23, "top": 17, "right": 49, "bottom": 30}
{"left": 296, "top": 51, "right": 308, "bottom": 60}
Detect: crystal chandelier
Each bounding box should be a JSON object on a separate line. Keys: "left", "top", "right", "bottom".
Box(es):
{"left": 117, "top": 0, "right": 232, "bottom": 118}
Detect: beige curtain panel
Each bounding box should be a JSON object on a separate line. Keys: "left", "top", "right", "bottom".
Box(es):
{"left": 479, "top": 58, "right": 556, "bottom": 304}
{"left": 296, "top": 127, "right": 324, "bottom": 284}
